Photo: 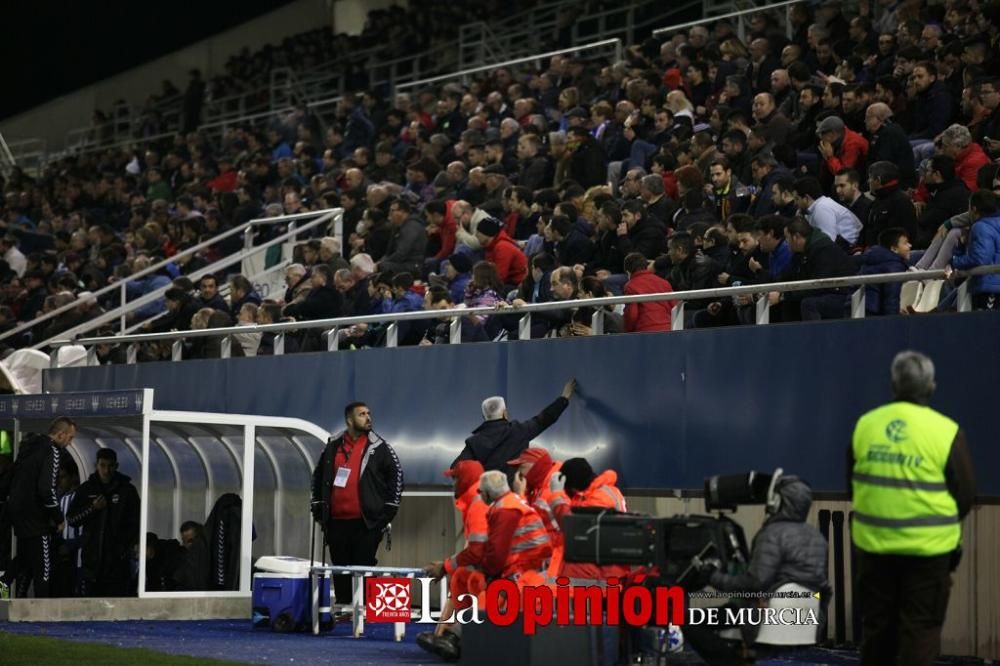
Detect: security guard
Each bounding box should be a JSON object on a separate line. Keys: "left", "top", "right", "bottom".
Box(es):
{"left": 849, "top": 350, "right": 975, "bottom": 666}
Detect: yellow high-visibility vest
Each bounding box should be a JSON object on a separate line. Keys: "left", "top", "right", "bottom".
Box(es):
{"left": 851, "top": 401, "right": 961, "bottom": 556}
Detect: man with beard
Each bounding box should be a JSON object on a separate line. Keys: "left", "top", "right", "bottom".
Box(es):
{"left": 67, "top": 448, "right": 140, "bottom": 596}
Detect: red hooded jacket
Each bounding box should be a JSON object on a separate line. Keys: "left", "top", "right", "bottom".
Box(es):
{"left": 623, "top": 270, "right": 675, "bottom": 332}
{"left": 484, "top": 230, "right": 528, "bottom": 285}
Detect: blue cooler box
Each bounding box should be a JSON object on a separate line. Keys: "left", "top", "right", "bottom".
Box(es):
{"left": 252, "top": 556, "right": 331, "bottom": 632}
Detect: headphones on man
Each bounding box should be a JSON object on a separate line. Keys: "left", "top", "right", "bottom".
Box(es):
{"left": 765, "top": 467, "right": 784, "bottom": 515}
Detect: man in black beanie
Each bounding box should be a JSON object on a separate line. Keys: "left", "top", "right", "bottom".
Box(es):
{"left": 549, "top": 456, "right": 626, "bottom": 517}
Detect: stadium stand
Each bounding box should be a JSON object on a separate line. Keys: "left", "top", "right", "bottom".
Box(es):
{"left": 1, "top": 0, "right": 999, "bottom": 365}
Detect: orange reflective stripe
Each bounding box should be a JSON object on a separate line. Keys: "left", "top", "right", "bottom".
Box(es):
{"left": 464, "top": 494, "right": 490, "bottom": 543}
{"left": 599, "top": 485, "right": 626, "bottom": 511}
{"left": 492, "top": 492, "right": 552, "bottom": 578}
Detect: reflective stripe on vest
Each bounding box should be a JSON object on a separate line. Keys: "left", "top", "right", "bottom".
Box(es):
{"left": 491, "top": 492, "right": 552, "bottom": 577}
{"left": 851, "top": 401, "right": 961, "bottom": 556}
{"left": 463, "top": 494, "right": 489, "bottom": 544}
{"left": 574, "top": 481, "right": 626, "bottom": 512}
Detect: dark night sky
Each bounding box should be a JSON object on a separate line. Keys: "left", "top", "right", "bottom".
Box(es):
{"left": 2, "top": 0, "right": 296, "bottom": 119}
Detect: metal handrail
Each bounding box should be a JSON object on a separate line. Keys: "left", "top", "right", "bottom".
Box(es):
{"left": 652, "top": 0, "right": 802, "bottom": 36}
{"left": 37, "top": 209, "right": 339, "bottom": 351}
{"left": 394, "top": 38, "right": 625, "bottom": 93}
{"left": 0, "top": 207, "right": 340, "bottom": 345}
{"left": 49, "top": 266, "right": 1000, "bottom": 363}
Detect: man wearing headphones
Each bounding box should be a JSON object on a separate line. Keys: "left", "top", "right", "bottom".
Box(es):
{"left": 67, "top": 448, "right": 141, "bottom": 597}
{"left": 686, "top": 474, "right": 829, "bottom": 665}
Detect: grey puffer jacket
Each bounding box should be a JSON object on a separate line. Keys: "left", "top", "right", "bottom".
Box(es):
{"left": 710, "top": 476, "right": 829, "bottom": 594}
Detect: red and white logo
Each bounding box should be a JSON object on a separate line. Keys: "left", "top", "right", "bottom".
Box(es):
{"left": 365, "top": 577, "right": 412, "bottom": 623}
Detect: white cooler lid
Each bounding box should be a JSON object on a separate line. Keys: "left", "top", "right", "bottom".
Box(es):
{"left": 254, "top": 556, "right": 328, "bottom": 575}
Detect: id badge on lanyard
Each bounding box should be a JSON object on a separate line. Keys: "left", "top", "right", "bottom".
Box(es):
{"left": 334, "top": 466, "right": 351, "bottom": 488}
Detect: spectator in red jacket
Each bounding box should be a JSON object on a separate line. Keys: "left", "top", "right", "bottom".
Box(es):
{"left": 207, "top": 156, "right": 238, "bottom": 193}
{"left": 423, "top": 199, "right": 458, "bottom": 277}
{"left": 817, "top": 116, "right": 869, "bottom": 183}
{"left": 475, "top": 216, "right": 528, "bottom": 288}
{"left": 939, "top": 124, "right": 990, "bottom": 193}
{"left": 622, "top": 252, "right": 675, "bottom": 333}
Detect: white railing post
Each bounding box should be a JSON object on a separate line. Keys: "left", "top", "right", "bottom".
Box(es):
{"left": 323, "top": 328, "right": 339, "bottom": 351}
{"left": 756, "top": 294, "right": 771, "bottom": 325}
{"left": 172, "top": 340, "right": 183, "bottom": 361}
{"left": 274, "top": 333, "right": 286, "bottom": 355}
{"left": 957, "top": 280, "right": 972, "bottom": 312}
{"left": 449, "top": 316, "right": 462, "bottom": 344}
{"left": 518, "top": 313, "right": 532, "bottom": 340}
{"left": 386, "top": 322, "right": 398, "bottom": 348}
{"left": 126, "top": 343, "right": 138, "bottom": 364}
{"left": 590, "top": 309, "right": 604, "bottom": 336}
{"left": 120, "top": 281, "right": 127, "bottom": 334}
{"left": 220, "top": 335, "right": 232, "bottom": 359}
{"left": 671, "top": 302, "right": 685, "bottom": 331}
{"left": 851, "top": 287, "right": 866, "bottom": 319}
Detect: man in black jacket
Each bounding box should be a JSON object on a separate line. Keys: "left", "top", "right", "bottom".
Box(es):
{"left": 378, "top": 198, "right": 427, "bottom": 276}
{"left": 283, "top": 265, "right": 344, "bottom": 322}
{"left": 866, "top": 161, "right": 918, "bottom": 247}
{"left": 453, "top": 380, "right": 576, "bottom": 481}
{"left": 778, "top": 218, "right": 855, "bottom": 320}
{"left": 617, "top": 200, "right": 668, "bottom": 260}
{"left": 67, "top": 448, "right": 140, "bottom": 597}
{"left": 665, "top": 231, "right": 723, "bottom": 327}
{"left": 567, "top": 127, "right": 608, "bottom": 188}
{"left": 312, "top": 402, "right": 403, "bottom": 604}
{"left": 195, "top": 275, "right": 228, "bottom": 313}
{"left": 549, "top": 215, "right": 593, "bottom": 267}
{"left": 866, "top": 103, "right": 917, "bottom": 188}
{"left": 4, "top": 417, "right": 77, "bottom": 597}
{"left": 916, "top": 156, "right": 970, "bottom": 247}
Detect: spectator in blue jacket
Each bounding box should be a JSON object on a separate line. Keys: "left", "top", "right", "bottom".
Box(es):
{"left": 860, "top": 228, "right": 911, "bottom": 316}
{"left": 386, "top": 272, "right": 425, "bottom": 345}
{"left": 444, "top": 253, "right": 472, "bottom": 305}
{"left": 124, "top": 255, "right": 171, "bottom": 321}
{"left": 950, "top": 191, "right": 1000, "bottom": 310}
{"left": 752, "top": 215, "right": 792, "bottom": 279}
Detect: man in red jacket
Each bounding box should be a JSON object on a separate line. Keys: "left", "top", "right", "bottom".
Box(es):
{"left": 817, "top": 116, "right": 869, "bottom": 182}
{"left": 475, "top": 216, "right": 528, "bottom": 287}
{"left": 622, "top": 252, "right": 675, "bottom": 332}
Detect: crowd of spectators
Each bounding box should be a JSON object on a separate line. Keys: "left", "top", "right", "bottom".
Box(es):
{"left": 2, "top": 0, "right": 1000, "bottom": 362}
{"left": 88, "top": 1, "right": 546, "bottom": 143}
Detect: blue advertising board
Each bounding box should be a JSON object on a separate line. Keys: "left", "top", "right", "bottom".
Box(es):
{"left": 43, "top": 313, "right": 1000, "bottom": 495}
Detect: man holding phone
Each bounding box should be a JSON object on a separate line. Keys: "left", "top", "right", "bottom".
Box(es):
{"left": 67, "top": 447, "right": 140, "bottom": 597}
